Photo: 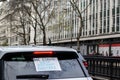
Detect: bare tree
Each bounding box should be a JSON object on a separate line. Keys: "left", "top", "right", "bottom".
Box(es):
{"left": 24, "top": 0, "right": 54, "bottom": 45}
{"left": 1, "top": 0, "right": 55, "bottom": 45}
{"left": 29, "top": 14, "right": 38, "bottom": 45}
{"left": 16, "top": 0, "right": 38, "bottom": 45}
{"left": 70, "top": 0, "right": 92, "bottom": 50}
{"left": 5, "top": 0, "right": 31, "bottom": 45}
{"left": 17, "top": 10, "right": 31, "bottom": 45}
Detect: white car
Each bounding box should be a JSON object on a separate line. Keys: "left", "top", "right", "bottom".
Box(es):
{"left": 0, "top": 46, "right": 92, "bottom": 80}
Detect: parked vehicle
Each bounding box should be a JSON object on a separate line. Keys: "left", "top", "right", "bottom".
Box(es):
{"left": 77, "top": 51, "right": 88, "bottom": 69}
{"left": 0, "top": 46, "right": 92, "bottom": 80}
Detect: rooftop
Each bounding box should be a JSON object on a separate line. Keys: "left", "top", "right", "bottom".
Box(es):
{"left": 0, "top": 46, "right": 77, "bottom": 58}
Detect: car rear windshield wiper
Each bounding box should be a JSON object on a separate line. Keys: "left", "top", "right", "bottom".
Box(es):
{"left": 16, "top": 74, "right": 49, "bottom": 79}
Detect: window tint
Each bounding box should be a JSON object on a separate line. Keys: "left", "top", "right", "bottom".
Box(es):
{"left": 1, "top": 51, "right": 86, "bottom": 80}
{"left": 4, "top": 59, "right": 85, "bottom": 80}
{"left": 2, "top": 51, "right": 78, "bottom": 61}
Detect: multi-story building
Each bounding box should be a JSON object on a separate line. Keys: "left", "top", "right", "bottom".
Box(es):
{"left": 46, "top": 0, "right": 120, "bottom": 56}
{"left": 0, "top": 2, "right": 9, "bottom": 46}
{"left": 0, "top": 1, "right": 31, "bottom": 46}
{"left": 0, "top": 0, "right": 120, "bottom": 56}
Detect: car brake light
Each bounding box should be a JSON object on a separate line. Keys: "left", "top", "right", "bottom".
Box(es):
{"left": 83, "top": 61, "right": 88, "bottom": 68}
{"left": 33, "top": 51, "right": 53, "bottom": 56}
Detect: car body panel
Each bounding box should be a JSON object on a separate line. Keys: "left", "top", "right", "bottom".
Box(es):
{"left": 0, "top": 46, "right": 77, "bottom": 59}
{"left": 0, "top": 46, "right": 93, "bottom": 80}
{"left": 48, "top": 77, "right": 92, "bottom": 80}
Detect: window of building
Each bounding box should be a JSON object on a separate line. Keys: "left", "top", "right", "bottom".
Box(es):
{"left": 96, "top": 19, "right": 98, "bottom": 33}
{"left": 112, "top": 15, "right": 115, "bottom": 32}
{"left": 113, "top": 0, "right": 115, "bottom": 8}
{"left": 103, "top": 28, "right": 106, "bottom": 33}
{"left": 100, "top": 19, "right": 102, "bottom": 33}
{"left": 112, "top": 8, "right": 115, "bottom": 15}
{"left": 112, "top": 26, "right": 115, "bottom": 32}
{"left": 100, "top": 12, "right": 102, "bottom": 17}
{"left": 107, "top": 10, "right": 109, "bottom": 16}
{"left": 104, "top": 11, "right": 106, "bottom": 17}
{"left": 89, "top": 31, "right": 91, "bottom": 35}
{"left": 118, "top": 0, "right": 120, "bottom": 6}
{"left": 85, "top": 31, "right": 87, "bottom": 36}
{"left": 116, "top": 16, "right": 119, "bottom": 31}
{"left": 107, "top": 26, "right": 109, "bottom": 32}
{"left": 104, "top": 20, "right": 106, "bottom": 26}
{"left": 113, "top": 17, "right": 115, "bottom": 25}
{"left": 83, "top": 31, "right": 84, "bottom": 36}
{"left": 117, "top": 7, "right": 119, "bottom": 16}
{"left": 92, "top": 30, "right": 94, "bottom": 35}
{"left": 117, "top": 16, "right": 119, "bottom": 25}
{"left": 107, "top": 0, "right": 110, "bottom": 10}
{"left": 100, "top": 0, "right": 103, "bottom": 11}
{"left": 116, "top": 26, "right": 119, "bottom": 31}
{"left": 104, "top": 0, "right": 106, "bottom": 10}
{"left": 99, "top": 28, "right": 102, "bottom": 34}
{"left": 96, "top": 13, "right": 98, "bottom": 19}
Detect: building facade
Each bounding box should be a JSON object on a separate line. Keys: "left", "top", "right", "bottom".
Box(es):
{"left": 0, "top": 0, "right": 120, "bottom": 56}
{"left": 46, "top": 0, "right": 120, "bottom": 56}
{"left": 0, "top": 1, "right": 31, "bottom": 46}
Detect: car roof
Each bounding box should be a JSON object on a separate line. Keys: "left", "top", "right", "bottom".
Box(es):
{"left": 0, "top": 46, "right": 77, "bottom": 59}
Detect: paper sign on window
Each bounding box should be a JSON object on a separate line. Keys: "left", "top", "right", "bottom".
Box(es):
{"left": 33, "top": 57, "right": 61, "bottom": 72}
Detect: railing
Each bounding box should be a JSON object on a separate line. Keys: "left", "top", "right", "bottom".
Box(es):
{"left": 84, "top": 56, "right": 120, "bottom": 80}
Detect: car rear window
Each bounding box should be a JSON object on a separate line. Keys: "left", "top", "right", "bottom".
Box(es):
{"left": 1, "top": 51, "right": 86, "bottom": 80}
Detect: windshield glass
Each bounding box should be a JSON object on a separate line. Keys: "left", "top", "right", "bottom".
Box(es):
{"left": 4, "top": 59, "right": 85, "bottom": 80}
